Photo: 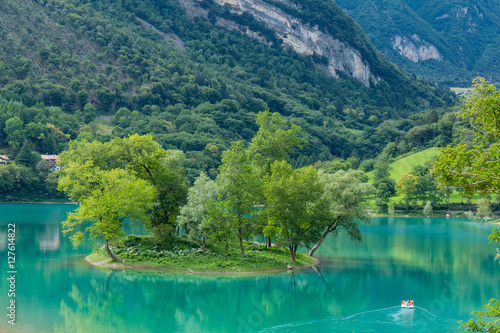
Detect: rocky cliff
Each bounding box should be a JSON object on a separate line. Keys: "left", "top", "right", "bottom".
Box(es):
{"left": 391, "top": 34, "right": 442, "bottom": 62}
{"left": 212, "top": 0, "right": 380, "bottom": 86}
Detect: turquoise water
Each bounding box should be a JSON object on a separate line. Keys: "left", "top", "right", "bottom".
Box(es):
{"left": 0, "top": 204, "right": 498, "bottom": 333}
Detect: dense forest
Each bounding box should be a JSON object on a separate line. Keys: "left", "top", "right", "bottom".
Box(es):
{"left": 0, "top": 0, "right": 458, "bottom": 201}
{"left": 335, "top": 0, "right": 500, "bottom": 86}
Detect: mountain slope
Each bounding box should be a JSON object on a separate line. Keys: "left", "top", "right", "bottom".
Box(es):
{"left": 335, "top": 0, "right": 500, "bottom": 86}
{"left": 0, "top": 0, "right": 455, "bottom": 178}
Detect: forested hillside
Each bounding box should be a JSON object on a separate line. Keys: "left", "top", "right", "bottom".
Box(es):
{"left": 0, "top": 0, "right": 456, "bottom": 200}
{"left": 336, "top": 0, "right": 500, "bottom": 86}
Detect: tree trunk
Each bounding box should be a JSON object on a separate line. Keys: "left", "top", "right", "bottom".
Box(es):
{"left": 266, "top": 237, "right": 272, "bottom": 248}
{"left": 239, "top": 227, "right": 245, "bottom": 257}
{"left": 308, "top": 225, "right": 337, "bottom": 257}
{"left": 225, "top": 240, "right": 229, "bottom": 259}
{"left": 104, "top": 240, "right": 121, "bottom": 262}
{"left": 290, "top": 246, "right": 296, "bottom": 261}
{"left": 308, "top": 238, "right": 324, "bottom": 257}
{"left": 202, "top": 236, "right": 206, "bottom": 255}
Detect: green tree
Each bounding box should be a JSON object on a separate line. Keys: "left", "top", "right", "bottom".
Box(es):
{"left": 308, "top": 169, "right": 375, "bottom": 257}
{"left": 248, "top": 111, "right": 307, "bottom": 247}
{"left": 396, "top": 174, "right": 419, "bottom": 204}
{"left": 16, "top": 140, "right": 34, "bottom": 168}
{"left": 388, "top": 201, "right": 395, "bottom": 216}
{"left": 205, "top": 198, "right": 234, "bottom": 259}
{"left": 476, "top": 198, "right": 491, "bottom": 222}
{"left": 248, "top": 111, "right": 307, "bottom": 174}
{"left": 434, "top": 79, "right": 500, "bottom": 196}
{"left": 58, "top": 165, "right": 155, "bottom": 260}
{"left": 373, "top": 160, "right": 391, "bottom": 183}
{"left": 177, "top": 172, "right": 218, "bottom": 254}
{"left": 423, "top": 201, "right": 432, "bottom": 217}
{"left": 263, "top": 161, "right": 329, "bottom": 261}
{"left": 218, "top": 141, "right": 259, "bottom": 257}
{"left": 433, "top": 79, "right": 500, "bottom": 331}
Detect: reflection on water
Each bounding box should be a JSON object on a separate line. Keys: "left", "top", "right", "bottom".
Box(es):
{"left": 0, "top": 205, "right": 498, "bottom": 333}
{"left": 39, "top": 224, "right": 60, "bottom": 252}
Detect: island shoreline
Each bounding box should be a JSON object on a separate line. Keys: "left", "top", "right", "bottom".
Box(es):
{"left": 85, "top": 255, "right": 319, "bottom": 275}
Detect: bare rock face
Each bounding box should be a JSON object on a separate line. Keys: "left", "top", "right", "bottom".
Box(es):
{"left": 391, "top": 34, "right": 442, "bottom": 62}
{"left": 213, "top": 0, "right": 380, "bottom": 86}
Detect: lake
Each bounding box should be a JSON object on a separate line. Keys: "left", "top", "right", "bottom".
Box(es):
{"left": 0, "top": 204, "right": 498, "bottom": 333}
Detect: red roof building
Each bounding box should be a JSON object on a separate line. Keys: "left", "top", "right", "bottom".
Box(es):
{"left": 0, "top": 155, "right": 10, "bottom": 165}
{"left": 41, "top": 154, "right": 60, "bottom": 170}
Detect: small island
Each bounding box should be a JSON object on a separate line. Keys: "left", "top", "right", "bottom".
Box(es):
{"left": 86, "top": 235, "right": 317, "bottom": 274}
{"left": 58, "top": 112, "right": 374, "bottom": 275}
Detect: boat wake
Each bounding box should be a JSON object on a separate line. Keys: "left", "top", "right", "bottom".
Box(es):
{"left": 258, "top": 306, "right": 459, "bottom": 333}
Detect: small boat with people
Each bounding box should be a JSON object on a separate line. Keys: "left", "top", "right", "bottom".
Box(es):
{"left": 401, "top": 299, "right": 414, "bottom": 308}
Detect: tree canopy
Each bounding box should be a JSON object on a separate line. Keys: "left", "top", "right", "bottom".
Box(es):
{"left": 434, "top": 79, "right": 500, "bottom": 196}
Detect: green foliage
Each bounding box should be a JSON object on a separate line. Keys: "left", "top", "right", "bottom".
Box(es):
{"left": 434, "top": 79, "right": 500, "bottom": 196}
{"left": 476, "top": 198, "right": 492, "bottom": 222}
{"left": 0, "top": 0, "right": 457, "bottom": 190}
{"left": 218, "top": 140, "right": 260, "bottom": 255}
{"left": 423, "top": 200, "right": 432, "bottom": 217}
{"left": 177, "top": 172, "right": 219, "bottom": 240}
{"left": 335, "top": 0, "right": 500, "bottom": 86}
{"left": 263, "top": 161, "right": 329, "bottom": 260}
{"left": 460, "top": 299, "right": 500, "bottom": 332}
{"left": 59, "top": 167, "right": 156, "bottom": 246}
{"left": 87, "top": 235, "right": 316, "bottom": 272}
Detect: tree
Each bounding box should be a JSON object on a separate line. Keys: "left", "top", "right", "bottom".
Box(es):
{"left": 58, "top": 165, "right": 155, "bottom": 260}
{"left": 263, "top": 161, "right": 329, "bottom": 261}
{"left": 373, "top": 160, "right": 391, "bottom": 183}
{"left": 218, "top": 141, "right": 259, "bottom": 257}
{"left": 16, "top": 140, "right": 34, "bottom": 168}
{"left": 205, "top": 199, "right": 234, "bottom": 259}
{"left": 177, "top": 172, "right": 218, "bottom": 254}
{"left": 460, "top": 299, "right": 500, "bottom": 332}
{"left": 248, "top": 111, "right": 307, "bottom": 247}
{"left": 57, "top": 135, "right": 188, "bottom": 259}
{"left": 476, "top": 198, "right": 491, "bottom": 222}
{"left": 248, "top": 111, "right": 307, "bottom": 174}
{"left": 434, "top": 79, "right": 500, "bottom": 197}
{"left": 64, "top": 134, "right": 188, "bottom": 231}
{"left": 396, "top": 174, "right": 419, "bottom": 204}
{"left": 433, "top": 79, "right": 500, "bottom": 331}
{"left": 388, "top": 201, "right": 395, "bottom": 216}
{"left": 308, "top": 169, "right": 375, "bottom": 257}
{"left": 423, "top": 201, "right": 432, "bottom": 217}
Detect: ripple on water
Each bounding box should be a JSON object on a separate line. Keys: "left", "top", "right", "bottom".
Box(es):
{"left": 259, "top": 306, "right": 460, "bottom": 333}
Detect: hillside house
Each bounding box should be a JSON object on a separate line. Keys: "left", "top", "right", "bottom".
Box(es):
{"left": 0, "top": 155, "right": 10, "bottom": 165}
{"left": 41, "top": 154, "right": 60, "bottom": 170}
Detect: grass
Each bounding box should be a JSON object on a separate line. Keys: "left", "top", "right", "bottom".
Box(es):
{"left": 86, "top": 235, "right": 317, "bottom": 274}
{"left": 93, "top": 120, "right": 114, "bottom": 135}
{"left": 367, "top": 147, "right": 441, "bottom": 182}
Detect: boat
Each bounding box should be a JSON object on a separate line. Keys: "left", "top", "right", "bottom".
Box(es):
{"left": 401, "top": 300, "right": 414, "bottom": 308}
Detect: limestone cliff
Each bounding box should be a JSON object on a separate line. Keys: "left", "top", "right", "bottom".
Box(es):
{"left": 391, "top": 34, "right": 442, "bottom": 63}
{"left": 212, "top": 0, "right": 380, "bottom": 86}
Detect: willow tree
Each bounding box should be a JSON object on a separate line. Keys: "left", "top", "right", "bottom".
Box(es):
{"left": 307, "top": 169, "right": 375, "bottom": 257}
{"left": 177, "top": 172, "right": 218, "bottom": 254}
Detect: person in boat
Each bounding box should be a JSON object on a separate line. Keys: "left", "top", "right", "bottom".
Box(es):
{"left": 410, "top": 299, "right": 414, "bottom": 307}
{"left": 402, "top": 299, "right": 406, "bottom": 306}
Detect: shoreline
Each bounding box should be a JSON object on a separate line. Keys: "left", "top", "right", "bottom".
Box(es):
{"left": 0, "top": 201, "right": 76, "bottom": 204}
{"left": 85, "top": 255, "right": 319, "bottom": 276}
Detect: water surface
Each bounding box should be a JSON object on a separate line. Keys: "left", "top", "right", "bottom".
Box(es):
{"left": 0, "top": 204, "right": 498, "bottom": 333}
